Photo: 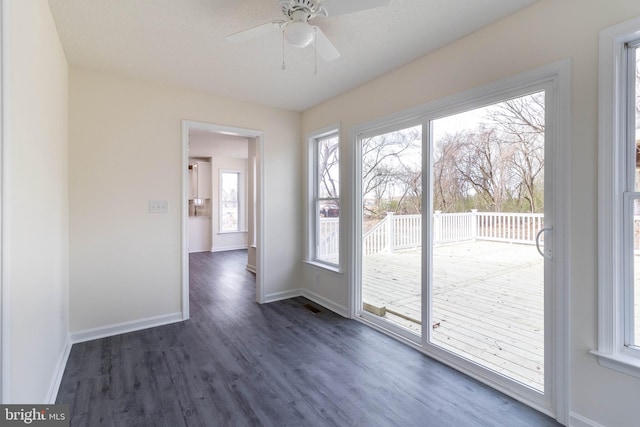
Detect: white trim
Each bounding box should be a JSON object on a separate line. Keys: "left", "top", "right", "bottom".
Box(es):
{"left": 210, "top": 244, "right": 248, "bottom": 252}
{"left": 595, "top": 15, "right": 640, "bottom": 378}
{"left": 302, "top": 259, "right": 340, "bottom": 274}
{"left": 301, "top": 289, "right": 348, "bottom": 318}
{"left": 350, "top": 59, "right": 571, "bottom": 424}
{"left": 69, "top": 312, "right": 182, "bottom": 344}
{"left": 262, "top": 289, "right": 302, "bottom": 303}
{"left": 261, "top": 288, "right": 350, "bottom": 317}
{"left": 45, "top": 336, "right": 71, "bottom": 404}
{"left": 181, "top": 122, "right": 189, "bottom": 319}
{"left": 181, "top": 120, "right": 266, "bottom": 315}
{"left": 553, "top": 57, "right": 573, "bottom": 427}
{"left": 1, "top": 0, "right": 10, "bottom": 403}
{"left": 219, "top": 169, "right": 243, "bottom": 233}
{"left": 305, "top": 124, "right": 341, "bottom": 269}
{"left": 569, "top": 412, "right": 605, "bottom": 427}
{"left": 245, "top": 263, "right": 256, "bottom": 273}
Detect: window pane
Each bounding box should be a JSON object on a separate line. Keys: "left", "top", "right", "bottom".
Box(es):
{"left": 431, "top": 93, "right": 546, "bottom": 390}
{"left": 635, "top": 47, "right": 640, "bottom": 191}
{"left": 634, "top": 198, "right": 640, "bottom": 347}
{"left": 317, "top": 200, "right": 339, "bottom": 264}
{"left": 635, "top": 50, "right": 640, "bottom": 346}
{"left": 221, "top": 172, "right": 239, "bottom": 232}
{"left": 361, "top": 125, "right": 422, "bottom": 335}
{"left": 318, "top": 135, "right": 340, "bottom": 198}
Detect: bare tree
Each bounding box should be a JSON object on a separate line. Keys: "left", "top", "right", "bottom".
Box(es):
{"left": 361, "top": 127, "right": 421, "bottom": 217}
{"left": 450, "top": 127, "right": 517, "bottom": 212}
{"left": 433, "top": 134, "right": 471, "bottom": 212}
{"left": 487, "top": 92, "right": 545, "bottom": 212}
{"left": 318, "top": 136, "right": 339, "bottom": 198}
{"left": 361, "top": 93, "right": 546, "bottom": 216}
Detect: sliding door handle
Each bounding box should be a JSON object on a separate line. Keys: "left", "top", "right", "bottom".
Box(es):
{"left": 535, "top": 226, "right": 553, "bottom": 260}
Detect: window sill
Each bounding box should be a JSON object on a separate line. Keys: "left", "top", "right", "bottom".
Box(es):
{"left": 303, "top": 260, "right": 341, "bottom": 274}
{"left": 218, "top": 230, "right": 248, "bottom": 235}
{"left": 591, "top": 349, "right": 640, "bottom": 379}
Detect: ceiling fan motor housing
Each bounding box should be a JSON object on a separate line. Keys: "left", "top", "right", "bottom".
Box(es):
{"left": 279, "top": 0, "right": 327, "bottom": 21}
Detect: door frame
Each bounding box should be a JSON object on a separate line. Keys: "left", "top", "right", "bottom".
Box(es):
{"left": 181, "top": 120, "right": 265, "bottom": 319}
{"left": 0, "top": 0, "right": 6, "bottom": 403}
{"left": 350, "top": 59, "right": 571, "bottom": 424}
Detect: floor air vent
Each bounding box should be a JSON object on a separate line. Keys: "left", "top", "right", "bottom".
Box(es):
{"left": 303, "top": 303, "right": 322, "bottom": 314}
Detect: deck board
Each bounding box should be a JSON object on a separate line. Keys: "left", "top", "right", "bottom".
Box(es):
{"left": 362, "top": 241, "right": 545, "bottom": 391}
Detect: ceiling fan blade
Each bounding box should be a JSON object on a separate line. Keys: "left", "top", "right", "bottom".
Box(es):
{"left": 226, "top": 20, "right": 285, "bottom": 43}
{"left": 312, "top": 27, "right": 340, "bottom": 62}
{"left": 320, "top": 0, "right": 390, "bottom": 17}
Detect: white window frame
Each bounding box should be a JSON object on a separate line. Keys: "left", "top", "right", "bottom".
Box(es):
{"left": 306, "top": 125, "right": 341, "bottom": 271}
{"left": 219, "top": 170, "right": 243, "bottom": 234}
{"left": 595, "top": 16, "right": 640, "bottom": 377}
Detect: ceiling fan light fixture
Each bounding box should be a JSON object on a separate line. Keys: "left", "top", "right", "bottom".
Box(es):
{"left": 284, "top": 21, "right": 314, "bottom": 47}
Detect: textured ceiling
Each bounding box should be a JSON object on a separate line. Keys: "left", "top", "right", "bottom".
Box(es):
{"left": 48, "top": 0, "right": 540, "bottom": 112}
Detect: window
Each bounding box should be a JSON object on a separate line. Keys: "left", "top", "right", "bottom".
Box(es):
{"left": 596, "top": 17, "right": 640, "bottom": 376}
{"left": 220, "top": 171, "right": 241, "bottom": 232}
{"left": 627, "top": 41, "right": 640, "bottom": 350}
{"left": 308, "top": 129, "right": 340, "bottom": 268}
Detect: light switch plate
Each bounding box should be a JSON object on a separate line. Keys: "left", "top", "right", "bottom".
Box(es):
{"left": 149, "top": 200, "right": 168, "bottom": 213}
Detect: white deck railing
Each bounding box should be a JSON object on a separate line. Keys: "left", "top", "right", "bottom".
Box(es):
{"left": 475, "top": 212, "right": 545, "bottom": 244}
{"left": 319, "top": 211, "right": 640, "bottom": 266}
{"left": 357, "top": 210, "right": 546, "bottom": 256}
{"left": 317, "top": 217, "right": 340, "bottom": 264}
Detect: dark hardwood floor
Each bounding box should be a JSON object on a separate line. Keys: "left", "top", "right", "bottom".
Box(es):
{"left": 57, "top": 250, "right": 562, "bottom": 426}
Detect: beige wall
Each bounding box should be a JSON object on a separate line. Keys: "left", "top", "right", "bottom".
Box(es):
{"left": 301, "top": 0, "right": 640, "bottom": 425}
{"left": 7, "top": 0, "right": 69, "bottom": 402}
{"left": 69, "top": 67, "right": 301, "bottom": 331}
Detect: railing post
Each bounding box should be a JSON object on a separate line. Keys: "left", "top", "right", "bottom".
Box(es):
{"left": 434, "top": 210, "right": 442, "bottom": 244}
{"left": 386, "top": 212, "right": 395, "bottom": 252}
{"left": 471, "top": 209, "right": 478, "bottom": 240}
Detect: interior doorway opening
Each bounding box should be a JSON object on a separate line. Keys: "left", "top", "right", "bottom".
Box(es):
{"left": 181, "top": 121, "right": 265, "bottom": 319}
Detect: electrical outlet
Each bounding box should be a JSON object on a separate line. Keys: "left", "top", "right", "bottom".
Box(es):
{"left": 149, "top": 200, "right": 169, "bottom": 213}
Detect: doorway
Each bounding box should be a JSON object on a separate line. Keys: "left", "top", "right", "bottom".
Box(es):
{"left": 181, "top": 121, "right": 264, "bottom": 319}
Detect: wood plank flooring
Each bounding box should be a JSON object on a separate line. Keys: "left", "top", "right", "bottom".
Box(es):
{"left": 56, "top": 250, "right": 561, "bottom": 426}
{"left": 362, "top": 241, "right": 544, "bottom": 390}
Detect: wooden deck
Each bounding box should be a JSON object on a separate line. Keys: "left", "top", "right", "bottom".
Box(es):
{"left": 362, "top": 241, "right": 544, "bottom": 391}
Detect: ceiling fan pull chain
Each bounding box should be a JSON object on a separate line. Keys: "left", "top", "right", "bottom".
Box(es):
{"left": 282, "top": 29, "right": 287, "bottom": 70}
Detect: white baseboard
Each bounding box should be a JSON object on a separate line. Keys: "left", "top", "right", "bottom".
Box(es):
{"left": 211, "top": 245, "right": 248, "bottom": 253}
{"left": 70, "top": 312, "right": 183, "bottom": 344}
{"left": 262, "top": 288, "right": 349, "bottom": 318}
{"left": 45, "top": 335, "right": 72, "bottom": 404}
{"left": 263, "top": 289, "right": 302, "bottom": 303}
{"left": 301, "top": 289, "right": 349, "bottom": 318}
{"left": 245, "top": 263, "right": 256, "bottom": 273}
{"left": 569, "top": 412, "right": 604, "bottom": 427}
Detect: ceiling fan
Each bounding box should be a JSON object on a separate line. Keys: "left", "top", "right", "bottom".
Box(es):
{"left": 226, "top": 0, "right": 391, "bottom": 62}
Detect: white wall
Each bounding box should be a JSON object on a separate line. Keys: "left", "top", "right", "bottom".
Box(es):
{"left": 6, "top": 0, "right": 69, "bottom": 402}
{"left": 301, "top": 1, "right": 640, "bottom": 426}
{"left": 189, "top": 133, "right": 248, "bottom": 158}
{"left": 69, "top": 67, "right": 301, "bottom": 331}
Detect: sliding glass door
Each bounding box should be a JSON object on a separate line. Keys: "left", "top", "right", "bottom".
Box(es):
{"left": 429, "top": 91, "right": 547, "bottom": 393}
{"left": 356, "top": 84, "right": 558, "bottom": 413}
{"left": 359, "top": 124, "right": 423, "bottom": 340}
